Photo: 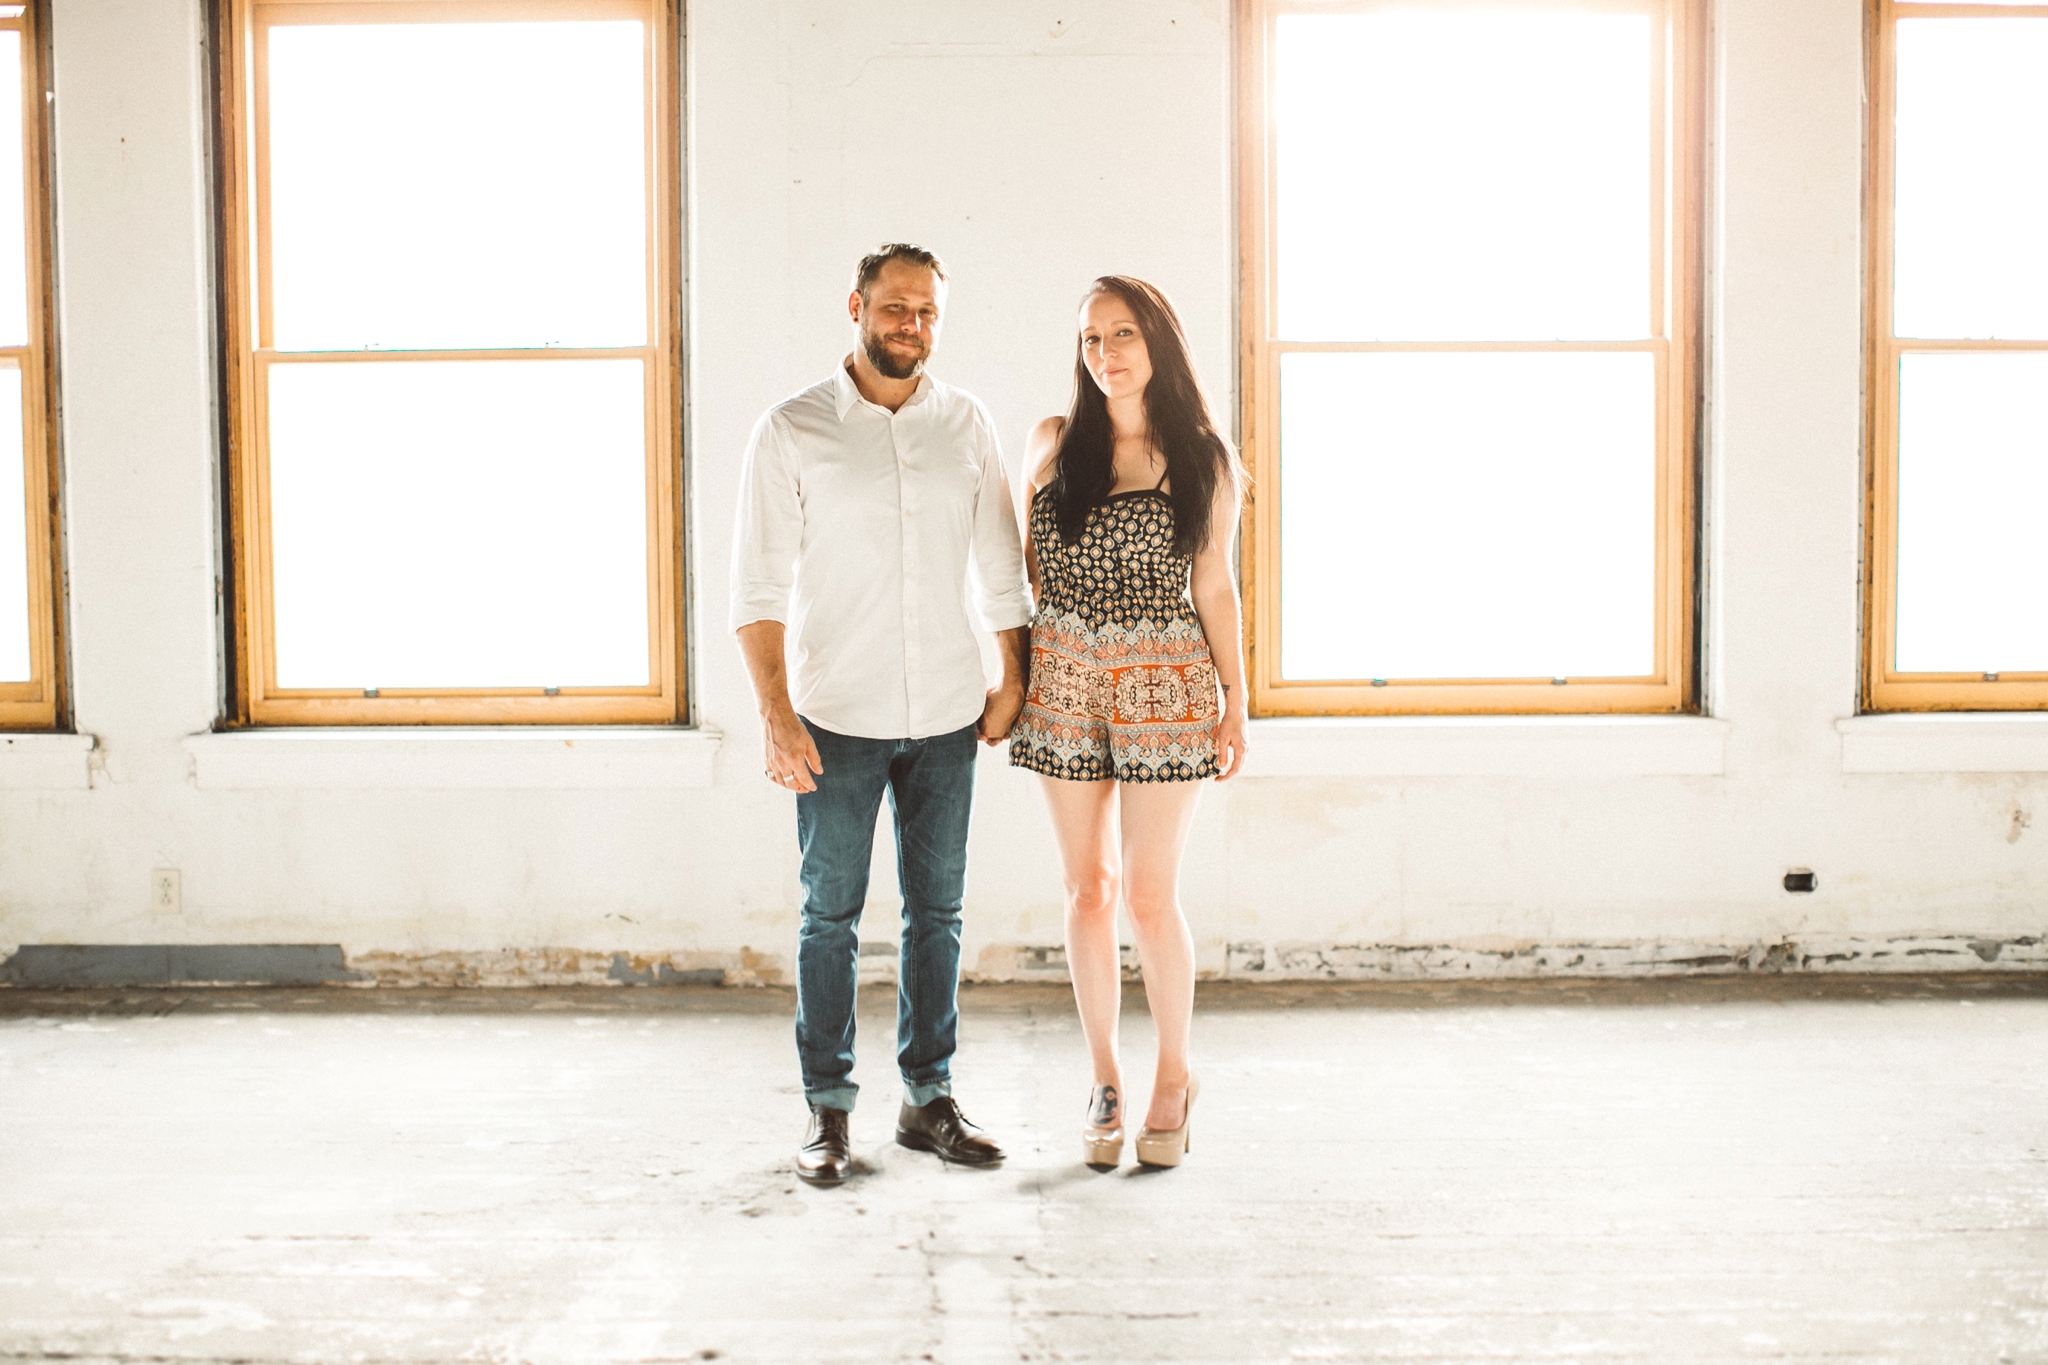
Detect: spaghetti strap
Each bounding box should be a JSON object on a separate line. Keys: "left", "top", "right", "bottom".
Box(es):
{"left": 1153, "top": 465, "right": 1169, "bottom": 492}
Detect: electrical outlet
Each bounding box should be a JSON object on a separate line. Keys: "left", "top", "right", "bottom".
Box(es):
{"left": 150, "top": 868, "right": 181, "bottom": 914}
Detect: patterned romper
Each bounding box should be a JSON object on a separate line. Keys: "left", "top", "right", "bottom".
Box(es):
{"left": 1007, "top": 479, "right": 1220, "bottom": 783}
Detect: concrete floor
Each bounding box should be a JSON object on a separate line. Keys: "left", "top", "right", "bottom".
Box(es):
{"left": 2, "top": 977, "right": 2046, "bottom": 1364}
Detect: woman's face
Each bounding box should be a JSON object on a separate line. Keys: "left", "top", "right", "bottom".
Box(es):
{"left": 1080, "top": 293, "right": 1152, "bottom": 405}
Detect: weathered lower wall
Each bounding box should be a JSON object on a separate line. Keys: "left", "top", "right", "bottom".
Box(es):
{"left": 7, "top": 930, "right": 2047, "bottom": 989}
{"left": 0, "top": 0, "right": 2043, "bottom": 979}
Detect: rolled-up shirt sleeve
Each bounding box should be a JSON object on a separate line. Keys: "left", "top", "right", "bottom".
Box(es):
{"left": 967, "top": 404, "right": 1033, "bottom": 632}
{"left": 729, "top": 411, "right": 802, "bottom": 632}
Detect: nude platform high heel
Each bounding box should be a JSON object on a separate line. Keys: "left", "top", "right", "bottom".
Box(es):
{"left": 1134, "top": 1075, "right": 1199, "bottom": 1168}
{"left": 1082, "top": 1084, "right": 1124, "bottom": 1168}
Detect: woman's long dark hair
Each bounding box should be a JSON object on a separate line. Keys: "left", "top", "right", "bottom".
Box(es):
{"left": 1049, "top": 276, "right": 1243, "bottom": 559}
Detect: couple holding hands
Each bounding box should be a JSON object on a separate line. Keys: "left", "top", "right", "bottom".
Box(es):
{"left": 730, "top": 244, "right": 1248, "bottom": 1185}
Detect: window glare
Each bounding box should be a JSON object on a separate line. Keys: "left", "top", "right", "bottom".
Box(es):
{"left": 0, "top": 30, "right": 26, "bottom": 349}
{"left": 1893, "top": 18, "right": 2048, "bottom": 340}
{"left": 0, "top": 367, "right": 25, "bottom": 681}
{"left": 1894, "top": 352, "right": 2048, "bottom": 674}
{"left": 1279, "top": 352, "right": 1657, "bottom": 681}
{"left": 1275, "top": 11, "right": 1652, "bottom": 342}
{"left": 266, "top": 21, "right": 647, "bottom": 351}
{"left": 268, "top": 359, "right": 651, "bottom": 689}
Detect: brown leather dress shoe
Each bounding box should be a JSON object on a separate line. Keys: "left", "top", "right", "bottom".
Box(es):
{"left": 796, "top": 1106, "right": 851, "bottom": 1186}
{"left": 895, "top": 1096, "right": 1004, "bottom": 1166}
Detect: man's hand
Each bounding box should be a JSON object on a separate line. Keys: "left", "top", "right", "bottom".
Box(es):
{"left": 978, "top": 625, "right": 1031, "bottom": 746}
{"left": 976, "top": 683, "right": 1026, "bottom": 746}
{"left": 736, "top": 621, "right": 824, "bottom": 792}
{"left": 763, "top": 704, "right": 824, "bottom": 792}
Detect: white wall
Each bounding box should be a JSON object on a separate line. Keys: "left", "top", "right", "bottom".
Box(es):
{"left": 0, "top": 0, "right": 2041, "bottom": 984}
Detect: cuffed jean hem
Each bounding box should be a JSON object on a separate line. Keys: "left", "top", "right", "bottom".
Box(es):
{"left": 807, "top": 1086, "right": 859, "bottom": 1114}
{"left": 903, "top": 1077, "right": 952, "bottom": 1108}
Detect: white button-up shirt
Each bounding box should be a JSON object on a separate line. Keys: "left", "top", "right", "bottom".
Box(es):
{"left": 729, "top": 361, "right": 1032, "bottom": 740}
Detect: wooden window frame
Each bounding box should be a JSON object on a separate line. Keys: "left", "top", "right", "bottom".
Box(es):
{"left": 1861, "top": 0, "right": 2048, "bottom": 713}
{"left": 1235, "top": 0, "right": 1704, "bottom": 717}
{"left": 0, "top": 1, "right": 63, "bottom": 732}
{"left": 213, "top": 0, "right": 686, "bottom": 727}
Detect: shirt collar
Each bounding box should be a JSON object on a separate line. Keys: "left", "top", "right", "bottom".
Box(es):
{"left": 834, "top": 354, "right": 935, "bottom": 420}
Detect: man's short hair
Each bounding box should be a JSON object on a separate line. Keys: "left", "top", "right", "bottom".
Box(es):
{"left": 853, "top": 243, "right": 947, "bottom": 300}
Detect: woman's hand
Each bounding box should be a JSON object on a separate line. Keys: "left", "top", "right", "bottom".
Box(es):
{"left": 1213, "top": 692, "right": 1249, "bottom": 780}
{"left": 1188, "top": 467, "right": 1250, "bottom": 783}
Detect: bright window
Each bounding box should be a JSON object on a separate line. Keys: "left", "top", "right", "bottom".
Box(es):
{"left": 1866, "top": 0, "right": 2048, "bottom": 710}
{"left": 1241, "top": 0, "right": 1702, "bottom": 714}
{"left": 0, "top": 1, "right": 57, "bottom": 731}
{"left": 218, "top": 0, "right": 683, "bottom": 725}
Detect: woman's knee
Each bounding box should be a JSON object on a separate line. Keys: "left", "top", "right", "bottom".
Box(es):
{"left": 1123, "top": 882, "right": 1184, "bottom": 933}
{"left": 1064, "top": 870, "right": 1119, "bottom": 922}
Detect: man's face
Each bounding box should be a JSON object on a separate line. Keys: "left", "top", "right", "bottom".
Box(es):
{"left": 852, "top": 262, "right": 944, "bottom": 381}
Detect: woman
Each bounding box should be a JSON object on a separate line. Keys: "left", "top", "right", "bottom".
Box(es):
{"left": 1008, "top": 276, "right": 1249, "bottom": 1169}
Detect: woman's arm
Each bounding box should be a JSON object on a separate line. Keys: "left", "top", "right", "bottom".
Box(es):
{"left": 1188, "top": 470, "right": 1249, "bottom": 780}
{"left": 1020, "top": 415, "right": 1064, "bottom": 597}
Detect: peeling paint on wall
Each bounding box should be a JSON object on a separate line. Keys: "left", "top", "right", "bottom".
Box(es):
{"left": 1216, "top": 934, "right": 2048, "bottom": 980}
{"left": 6, "top": 935, "right": 2044, "bottom": 990}
{"left": 341, "top": 948, "right": 787, "bottom": 988}
{"left": 971, "top": 943, "right": 1143, "bottom": 984}
{"left": 296, "top": 933, "right": 2048, "bottom": 987}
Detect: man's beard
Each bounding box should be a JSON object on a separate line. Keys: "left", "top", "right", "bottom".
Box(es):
{"left": 862, "top": 325, "right": 928, "bottom": 381}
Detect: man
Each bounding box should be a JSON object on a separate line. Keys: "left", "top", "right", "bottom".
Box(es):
{"left": 730, "top": 244, "right": 1032, "bottom": 1186}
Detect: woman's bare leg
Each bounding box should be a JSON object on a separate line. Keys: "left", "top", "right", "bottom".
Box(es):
{"left": 1036, "top": 776, "right": 1125, "bottom": 1113}
{"left": 1118, "top": 780, "right": 1205, "bottom": 1131}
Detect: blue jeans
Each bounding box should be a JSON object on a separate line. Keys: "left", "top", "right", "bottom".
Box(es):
{"left": 794, "top": 717, "right": 978, "bottom": 1113}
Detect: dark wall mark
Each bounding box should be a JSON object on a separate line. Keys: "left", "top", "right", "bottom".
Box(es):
{"left": 0, "top": 944, "right": 366, "bottom": 988}
{"left": 606, "top": 953, "right": 725, "bottom": 986}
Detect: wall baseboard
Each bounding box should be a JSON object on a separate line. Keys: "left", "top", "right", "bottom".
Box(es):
{"left": 4, "top": 933, "right": 2042, "bottom": 989}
